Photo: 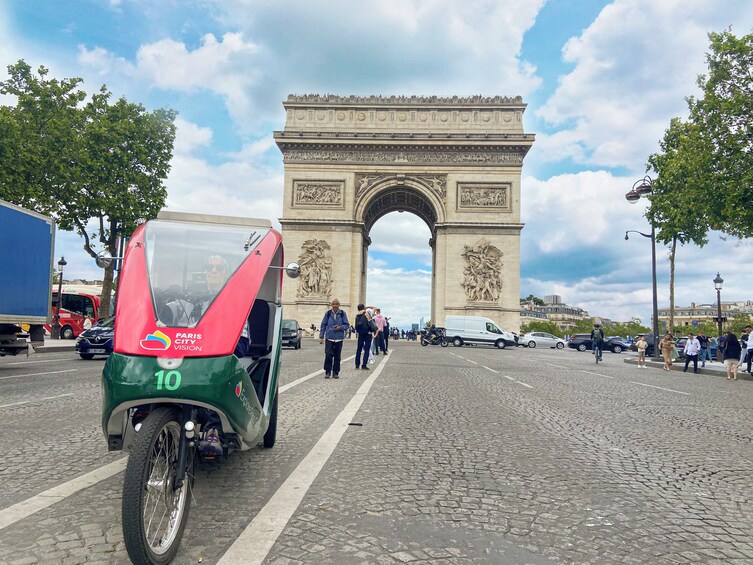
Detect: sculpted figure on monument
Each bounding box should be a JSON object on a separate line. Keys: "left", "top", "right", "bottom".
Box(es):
{"left": 297, "top": 239, "right": 333, "bottom": 298}
{"left": 461, "top": 240, "right": 503, "bottom": 302}
{"left": 295, "top": 183, "right": 342, "bottom": 206}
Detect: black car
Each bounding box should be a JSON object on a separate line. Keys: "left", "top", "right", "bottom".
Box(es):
{"left": 75, "top": 316, "right": 114, "bottom": 359}
{"left": 282, "top": 319, "right": 301, "bottom": 349}
{"left": 567, "top": 334, "right": 627, "bottom": 353}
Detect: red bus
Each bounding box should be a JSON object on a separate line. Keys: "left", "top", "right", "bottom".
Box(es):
{"left": 47, "top": 285, "right": 109, "bottom": 339}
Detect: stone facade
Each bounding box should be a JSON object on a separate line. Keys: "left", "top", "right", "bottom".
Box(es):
{"left": 275, "top": 95, "right": 534, "bottom": 331}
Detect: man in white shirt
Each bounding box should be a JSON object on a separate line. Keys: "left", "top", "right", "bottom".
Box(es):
{"left": 745, "top": 325, "right": 753, "bottom": 374}
{"left": 683, "top": 333, "right": 701, "bottom": 374}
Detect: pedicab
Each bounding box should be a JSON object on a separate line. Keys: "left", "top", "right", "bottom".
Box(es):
{"left": 99, "top": 211, "right": 299, "bottom": 564}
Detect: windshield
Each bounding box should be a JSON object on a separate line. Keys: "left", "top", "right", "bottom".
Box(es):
{"left": 282, "top": 320, "right": 297, "bottom": 330}
{"left": 95, "top": 317, "right": 115, "bottom": 329}
{"left": 144, "top": 220, "right": 270, "bottom": 328}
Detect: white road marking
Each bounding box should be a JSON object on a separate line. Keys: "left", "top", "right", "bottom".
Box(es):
{"left": 630, "top": 382, "right": 691, "bottom": 396}
{"left": 218, "top": 355, "right": 390, "bottom": 565}
{"left": 0, "top": 353, "right": 359, "bottom": 528}
{"left": 544, "top": 363, "right": 567, "bottom": 369}
{"left": 279, "top": 355, "right": 356, "bottom": 393}
{"left": 0, "top": 369, "right": 77, "bottom": 380}
{"left": 579, "top": 370, "right": 614, "bottom": 379}
{"left": 0, "top": 458, "right": 127, "bottom": 531}
{"left": 5, "top": 357, "right": 74, "bottom": 366}
{"left": 0, "top": 393, "right": 74, "bottom": 409}
{"left": 502, "top": 374, "right": 532, "bottom": 388}
{"left": 482, "top": 366, "right": 498, "bottom": 373}
{"left": 467, "top": 359, "right": 478, "bottom": 365}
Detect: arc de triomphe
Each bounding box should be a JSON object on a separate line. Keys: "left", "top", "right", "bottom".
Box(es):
{"left": 274, "top": 95, "right": 534, "bottom": 331}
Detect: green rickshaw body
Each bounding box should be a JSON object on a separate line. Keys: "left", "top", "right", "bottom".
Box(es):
{"left": 101, "top": 211, "right": 287, "bottom": 452}
{"left": 102, "top": 352, "right": 279, "bottom": 450}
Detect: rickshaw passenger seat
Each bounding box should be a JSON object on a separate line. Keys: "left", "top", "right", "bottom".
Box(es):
{"left": 247, "top": 358, "right": 270, "bottom": 404}
{"left": 247, "top": 299, "right": 273, "bottom": 358}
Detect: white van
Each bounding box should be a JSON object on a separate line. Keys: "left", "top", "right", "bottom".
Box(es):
{"left": 444, "top": 316, "right": 518, "bottom": 349}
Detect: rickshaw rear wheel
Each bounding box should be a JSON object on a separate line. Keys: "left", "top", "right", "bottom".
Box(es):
{"left": 263, "top": 392, "right": 278, "bottom": 448}
{"left": 122, "top": 407, "right": 193, "bottom": 565}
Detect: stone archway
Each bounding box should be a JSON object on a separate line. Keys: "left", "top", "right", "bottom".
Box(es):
{"left": 275, "top": 95, "right": 534, "bottom": 331}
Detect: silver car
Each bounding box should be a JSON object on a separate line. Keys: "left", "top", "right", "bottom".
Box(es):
{"left": 522, "top": 332, "right": 566, "bottom": 349}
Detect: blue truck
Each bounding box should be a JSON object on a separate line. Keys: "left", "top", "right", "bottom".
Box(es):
{"left": 0, "top": 200, "right": 55, "bottom": 356}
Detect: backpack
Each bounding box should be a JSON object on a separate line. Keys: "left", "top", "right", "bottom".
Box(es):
{"left": 355, "top": 313, "right": 369, "bottom": 334}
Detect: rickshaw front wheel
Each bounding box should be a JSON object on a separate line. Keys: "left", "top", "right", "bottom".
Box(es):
{"left": 122, "top": 407, "right": 192, "bottom": 565}
{"left": 263, "top": 392, "right": 278, "bottom": 448}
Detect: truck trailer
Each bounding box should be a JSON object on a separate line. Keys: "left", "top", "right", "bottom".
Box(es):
{"left": 0, "top": 200, "right": 55, "bottom": 355}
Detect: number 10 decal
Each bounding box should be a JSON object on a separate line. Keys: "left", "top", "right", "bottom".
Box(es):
{"left": 155, "top": 370, "right": 182, "bottom": 391}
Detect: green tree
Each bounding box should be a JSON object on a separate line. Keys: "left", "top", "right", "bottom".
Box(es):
{"left": 519, "top": 321, "right": 563, "bottom": 337}
{"left": 689, "top": 30, "right": 753, "bottom": 238}
{"left": 0, "top": 61, "right": 177, "bottom": 317}
{"left": 647, "top": 118, "right": 712, "bottom": 331}
{"left": 520, "top": 294, "right": 545, "bottom": 306}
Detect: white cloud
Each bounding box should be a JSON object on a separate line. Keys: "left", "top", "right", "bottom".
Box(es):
{"left": 364, "top": 265, "right": 432, "bottom": 329}
{"left": 536, "top": 0, "right": 753, "bottom": 169}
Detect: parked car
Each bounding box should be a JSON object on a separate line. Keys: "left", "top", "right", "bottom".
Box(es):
{"left": 567, "top": 334, "right": 628, "bottom": 353}
{"left": 674, "top": 336, "right": 718, "bottom": 359}
{"left": 75, "top": 316, "right": 114, "bottom": 359}
{"left": 281, "top": 319, "right": 302, "bottom": 349}
{"left": 522, "top": 332, "right": 566, "bottom": 349}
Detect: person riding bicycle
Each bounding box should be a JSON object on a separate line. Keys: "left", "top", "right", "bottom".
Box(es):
{"left": 591, "top": 322, "right": 605, "bottom": 359}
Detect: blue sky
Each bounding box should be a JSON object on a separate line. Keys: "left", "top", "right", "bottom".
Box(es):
{"left": 2, "top": 0, "right": 752, "bottom": 328}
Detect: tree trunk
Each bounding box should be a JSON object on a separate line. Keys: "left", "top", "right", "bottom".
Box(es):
{"left": 668, "top": 236, "right": 677, "bottom": 334}
{"left": 98, "top": 237, "right": 117, "bottom": 319}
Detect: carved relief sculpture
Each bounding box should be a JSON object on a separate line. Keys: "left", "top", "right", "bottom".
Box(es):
{"left": 458, "top": 183, "right": 510, "bottom": 210}
{"left": 355, "top": 173, "right": 447, "bottom": 199}
{"left": 461, "top": 239, "right": 503, "bottom": 303}
{"left": 294, "top": 181, "right": 343, "bottom": 206}
{"left": 297, "top": 239, "right": 333, "bottom": 298}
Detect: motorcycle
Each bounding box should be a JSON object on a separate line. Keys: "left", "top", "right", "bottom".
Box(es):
{"left": 100, "top": 211, "right": 299, "bottom": 564}
{"left": 421, "top": 329, "right": 448, "bottom": 347}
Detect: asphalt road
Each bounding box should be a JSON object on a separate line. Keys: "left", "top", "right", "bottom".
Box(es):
{"left": 1, "top": 339, "right": 752, "bottom": 564}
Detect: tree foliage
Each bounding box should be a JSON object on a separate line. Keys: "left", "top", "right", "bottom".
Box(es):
{"left": 690, "top": 30, "right": 753, "bottom": 237}
{"left": 0, "top": 60, "right": 177, "bottom": 317}
{"left": 519, "top": 321, "right": 563, "bottom": 337}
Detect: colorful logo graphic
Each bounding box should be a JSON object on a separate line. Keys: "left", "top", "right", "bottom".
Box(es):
{"left": 235, "top": 381, "right": 243, "bottom": 397}
{"left": 140, "top": 330, "right": 171, "bottom": 351}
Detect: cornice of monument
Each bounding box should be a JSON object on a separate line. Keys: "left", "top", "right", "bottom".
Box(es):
{"left": 284, "top": 94, "right": 525, "bottom": 107}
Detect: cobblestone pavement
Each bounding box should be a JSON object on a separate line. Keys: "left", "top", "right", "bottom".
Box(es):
{"left": 1, "top": 340, "right": 752, "bottom": 564}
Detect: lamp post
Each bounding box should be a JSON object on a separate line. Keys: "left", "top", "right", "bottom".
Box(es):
{"left": 625, "top": 176, "right": 660, "bottom": 360}
{"left": 713, "top": 272, "right": 724, "bottom": 338}
{"left": 52, "top": 256, "right": 67, "bottom": 339}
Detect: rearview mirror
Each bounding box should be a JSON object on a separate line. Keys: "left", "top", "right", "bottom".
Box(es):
{"left": 285, "top": 262, "right": 301, "bottom": 279}
{"left": 96, "top": 250, "right": 113, "bottom": 269}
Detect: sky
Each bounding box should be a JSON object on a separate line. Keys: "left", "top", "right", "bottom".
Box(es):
{"left": 2, "top": 0, "right": 752, "bottom": 329}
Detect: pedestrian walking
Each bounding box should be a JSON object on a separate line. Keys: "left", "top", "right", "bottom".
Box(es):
{"left": 660, "top": 332, "right": 674, "bottom": 371}
{"left": 739, "top": 326, "right": 751, "bottom": 370}
{"left": 319, "top": 298, "right": 348, "bottom": 379}
{"left": 682, "top": 333, "right": 701, "bottom": 373}
{"left": 354, "top": 303, "right": 374, "bottom": 370}
{"left": 83, "top": 315, "right": 93, "bottom": 331}
{"left": 697, "top": 333, "right": 710, "bottom": 367}
{"left": 371, "top": 308, "right": 388, "bottom": 355}
{"left": 721, "top": 331, "right": 742, "bottom": 380}
{"left": 636, "top": 335, "right": 648, "bottom": 368}
{"left": 743, "top": 325, "right": 753, "bottom": 374}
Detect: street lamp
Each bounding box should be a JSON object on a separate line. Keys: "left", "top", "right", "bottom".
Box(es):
{"left": 714, "top": 272, "right": 724, "bottom": 338}
{"left": 52, "top": 256, "right": 67, "bottom": 339}
{"left": 625, "top": 176, "right": 660, "bottom": 360}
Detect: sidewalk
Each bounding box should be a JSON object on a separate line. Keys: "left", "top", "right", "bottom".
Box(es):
{"left": 623, "top": 355, "right": 752, "bottom": 381}
{"left": 32, "top": 339, "right": 76, "bottom": 354}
